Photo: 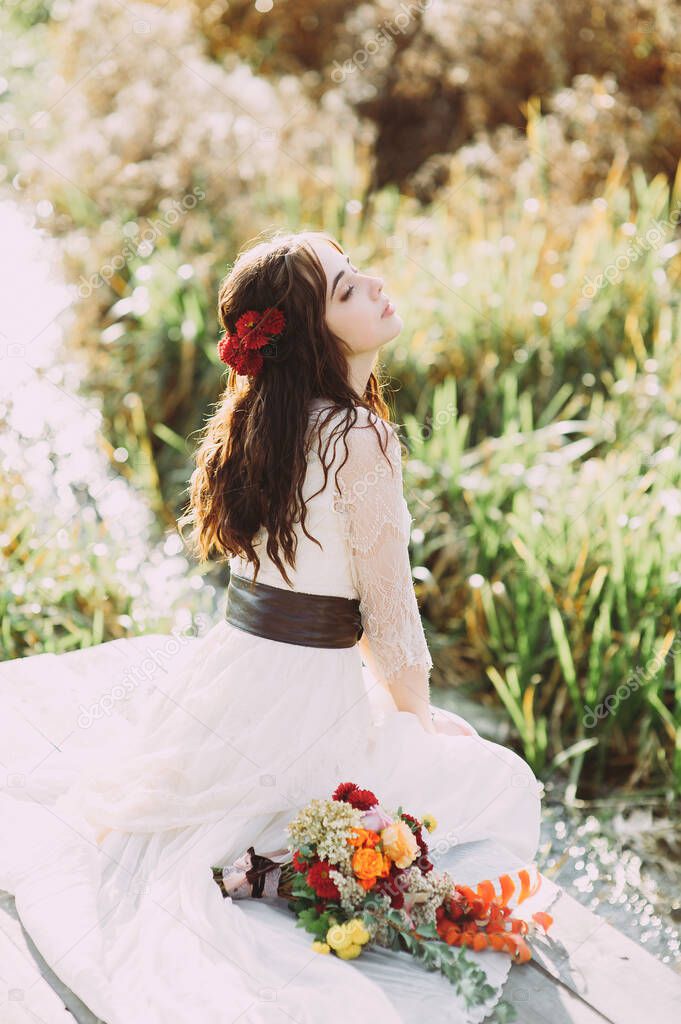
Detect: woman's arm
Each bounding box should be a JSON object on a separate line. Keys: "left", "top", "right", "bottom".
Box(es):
{"left": 358, "top": 632, "right": 436, "bottom": 733}
{"left": 331, "top": 409, "right": 436, "bottom": 734}
{"left": 387, "top": 664, "right": 437, "bottom": 734}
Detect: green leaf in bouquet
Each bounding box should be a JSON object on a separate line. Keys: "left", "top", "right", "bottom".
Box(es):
{"left": 296, "top": 907, "right": 335, "bottom": 939}
{"left": 453, "top": 965, "right": 496, "bottom": 1008}
{"left": 390, "top": 925, "right": 498, "bottom": 1010}
{"left": 400, "top": 934, "right": 445, "bottom": 968}
{"left": 489, "top": 998, "right": 518, "bottom": 1023}
{"left": 291, "top": 879, "right": 316, "bottom": 900}
{"left": 439, "top": 947, "right": 497, "bottom": 1008}
{"left": 411, "top": 921, "right": 440, "bottom": 940}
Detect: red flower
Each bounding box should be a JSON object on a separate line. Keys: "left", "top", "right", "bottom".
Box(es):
{"left": 332, "top": 782, "right": 359, "bottom": 802}
{"left": 306, "top": 860, "right": 341, "bottom": 901}
{"left": 346, "top": 788, "right": 379, "bottom": 811}
{"left": 331, "top": 782, "right": 378, "bottom": 810}
{"left": 375, "top": 868, "right": 407, "bottom": 908}
{"left": 235, "top": 308, "right": 286, "bottom": 349}
{"left": 291, "top": 850, "right": 309, "bottom": 874}
{"left": 257, "top": 307, "right": 286, "bottom": 335}
{"left": 217, "top": 330, "right": 239, "bottom": 364}
{"left": 235, "top": 348, "right": 265, "bottom": 376}
{"left": 217, "top": 330, "right": 265, "bottom": 376}
{"left": 216, "top": 306, "right": 286, "bottom": 377}
{"left": 235, "top": 311, "right": 268, "bottom": 349}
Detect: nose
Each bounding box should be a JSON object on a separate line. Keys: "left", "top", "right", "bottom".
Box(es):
{"left": 371, "top": 275, "right": 384, "bottom": 296}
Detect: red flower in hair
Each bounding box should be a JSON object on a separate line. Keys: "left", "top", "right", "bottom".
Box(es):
{"left": 217, "top": 306, "right": 286, "bottom": 376}
{"left": 237, "top": 307, "right": 285, "bottom": 346}
{"left": 217, "top": 331, "right": 239, "bottom": 364}
{"left": 217, "top": 332, "right": 265, "bottom": 377}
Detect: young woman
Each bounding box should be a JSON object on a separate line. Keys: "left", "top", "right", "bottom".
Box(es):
{"left": 0, "top": 230, "right": 552, "bottom": 1023}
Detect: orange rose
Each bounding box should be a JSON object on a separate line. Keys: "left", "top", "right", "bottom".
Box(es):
{"left": 347, "top": 827, "right": 381, "bottom": 849}
{"left": 380, "top": 821, "right": 419, "bottom": 869}
{"left": 352, "top": 847, "right": 390, "bottom": 889}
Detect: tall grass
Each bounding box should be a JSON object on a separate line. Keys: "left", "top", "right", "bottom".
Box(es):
{"left": 403, "top": 368, "right": 681, "bottom": 798}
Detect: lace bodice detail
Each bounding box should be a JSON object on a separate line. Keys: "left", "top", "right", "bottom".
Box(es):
{"left": 229, "top": 401, "right": 433, "bottom": 684}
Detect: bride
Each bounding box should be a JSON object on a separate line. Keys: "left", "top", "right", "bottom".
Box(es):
{"left": 0, "top": 230, "right": 556, "bottom": 1023}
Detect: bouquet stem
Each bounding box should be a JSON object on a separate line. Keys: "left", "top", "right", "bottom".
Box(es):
{"left": 212, "top": 847, "right": 293, "bottom": 900}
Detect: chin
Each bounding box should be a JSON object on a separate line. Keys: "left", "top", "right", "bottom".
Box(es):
{"left": 384, "top": 313, "right": 403, "bottom": 338}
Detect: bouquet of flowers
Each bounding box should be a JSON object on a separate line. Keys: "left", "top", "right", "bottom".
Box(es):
{"left": 212, "top": 781, "right": 554, "bottom": 1010}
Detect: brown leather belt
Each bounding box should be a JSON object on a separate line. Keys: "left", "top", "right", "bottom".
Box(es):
{"left": 225, "top": 572, "right": 364, "bottom": 649}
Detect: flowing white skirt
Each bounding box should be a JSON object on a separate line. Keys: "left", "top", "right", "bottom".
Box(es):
{"left": 0, "top": 620, "right": 560, "bottom": 1023}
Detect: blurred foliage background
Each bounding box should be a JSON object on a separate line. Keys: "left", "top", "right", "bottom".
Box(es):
{"left": 1, "top": 0, "right": 681, "bottom": 805}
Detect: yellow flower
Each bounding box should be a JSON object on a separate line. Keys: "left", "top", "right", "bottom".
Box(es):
{"left": 381, "top": 820, "right": 419, "bottom": 868}
{"left": 326, "top": 924, "right": 353, "bottom": 951}
{"left": 422, "top": 813, "right": 438, "bottom": 833}
{"left": 335, "top": 943, "right": 362, "bottom": 960}
{"left": 311, "top": 941, "right": 330, "bottom": 954}
{"left": 345, "top": 918, "right": 371, "bottom": 946}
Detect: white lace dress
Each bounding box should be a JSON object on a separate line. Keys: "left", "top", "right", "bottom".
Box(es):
{"left": 0, "top": 398, "right": 559, "bottom": 1023}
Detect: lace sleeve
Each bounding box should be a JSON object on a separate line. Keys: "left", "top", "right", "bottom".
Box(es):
{"left": 330, "top": 410, "right": 433, "bottom": 686}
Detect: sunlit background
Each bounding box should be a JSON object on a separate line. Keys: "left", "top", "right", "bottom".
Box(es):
{"left": 1, "top": 0, "right": 680, "bottom": 967}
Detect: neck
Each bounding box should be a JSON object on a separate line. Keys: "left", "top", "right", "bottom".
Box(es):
{"left": 347, "top": 351, "right": 376, "bottom": 399}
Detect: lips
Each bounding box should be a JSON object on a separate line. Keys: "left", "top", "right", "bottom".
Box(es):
{"left": 381, "top": 299, "right": 395, "bottom": 318}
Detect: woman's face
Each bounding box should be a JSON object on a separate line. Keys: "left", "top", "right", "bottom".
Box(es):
{"left": 308, "top": 238, "right": 403, "bottom": 357}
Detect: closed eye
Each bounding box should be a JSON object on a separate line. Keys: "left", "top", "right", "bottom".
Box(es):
{"left": 341, "top": 265, "right": 359, "bottom": 301}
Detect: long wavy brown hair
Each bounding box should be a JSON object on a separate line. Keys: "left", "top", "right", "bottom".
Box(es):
{"left": 178, "top": 229, "right": 400, "bottom": 587}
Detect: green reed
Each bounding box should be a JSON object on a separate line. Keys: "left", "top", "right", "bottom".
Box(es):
{"left": 402, "top": 370, "right": 681, "bottom": 798}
